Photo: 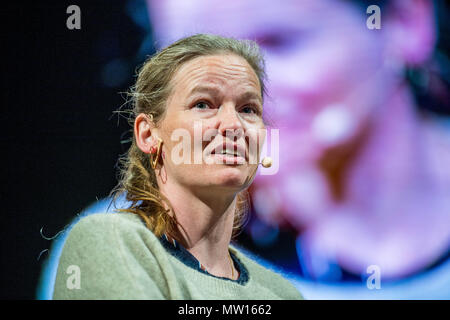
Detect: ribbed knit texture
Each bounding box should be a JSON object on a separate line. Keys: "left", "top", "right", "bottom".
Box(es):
{"left": 53, "top": 212, "right": 304, "bottom": 300}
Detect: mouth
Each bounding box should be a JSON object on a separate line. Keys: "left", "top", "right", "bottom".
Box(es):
{"left": 210, "top": 153, "right": 245, "bottom": 165}
{"left": 209, "top": 142, "right": 246, "bottom": 165}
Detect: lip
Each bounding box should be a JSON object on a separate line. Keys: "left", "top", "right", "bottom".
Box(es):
{"left": 210, "top": 141, "right": 246, "bottom": 160}
{"left": 210, "top": 153, "right": 246, "bottom": 165}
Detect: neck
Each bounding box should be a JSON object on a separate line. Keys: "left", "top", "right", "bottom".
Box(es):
{"left": 158, "top": 178, "right": 238, "bottom": 278}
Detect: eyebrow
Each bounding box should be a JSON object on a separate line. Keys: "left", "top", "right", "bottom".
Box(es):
{"left": 189, "top": 85, "right": 262, "bottom": 104}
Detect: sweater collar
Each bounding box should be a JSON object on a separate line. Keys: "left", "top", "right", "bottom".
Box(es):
{"left": 159, "top": 232, "right": 249, "bottom": 284}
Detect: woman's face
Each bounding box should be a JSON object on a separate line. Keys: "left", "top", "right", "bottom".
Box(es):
{"left": 157, "top": 54, "right": 266, "bottom": 195}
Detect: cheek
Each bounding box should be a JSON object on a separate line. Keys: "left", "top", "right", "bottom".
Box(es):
{"left": 165, "top": 120, "right": 216, "bottom": 166}
{"left": 160, "top": 118, "right": 193, "bottom": 164}
{"left": 245, "top": 127, "right": 266, "bottom": 161}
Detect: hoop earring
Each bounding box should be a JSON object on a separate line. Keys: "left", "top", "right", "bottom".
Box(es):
{"left": 151, "top": 138, "right": 163, "bottom": 169}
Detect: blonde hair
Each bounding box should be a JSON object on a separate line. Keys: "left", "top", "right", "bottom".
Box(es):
{"left": 109, "top": 33, "right": 267, "bottom": 240}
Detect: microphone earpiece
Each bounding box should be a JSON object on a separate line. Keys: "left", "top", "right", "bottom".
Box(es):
{"left": 260, "top": 157, "right": 272, "bottom": 168}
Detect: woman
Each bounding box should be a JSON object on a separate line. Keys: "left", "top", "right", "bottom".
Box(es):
{"left": 52, "top": 34, "right": 303, "bottom": 299}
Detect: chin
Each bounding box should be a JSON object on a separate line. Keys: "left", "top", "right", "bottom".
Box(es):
{"left": 213, "top": 166, "right": 249, "bottom": 188}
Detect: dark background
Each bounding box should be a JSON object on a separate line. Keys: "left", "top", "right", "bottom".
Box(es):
{"left": 1, "top": 0, "right": 133, "bottom": 299}
{"left": 0, "top": 0, "right": 299, "bottom": 299}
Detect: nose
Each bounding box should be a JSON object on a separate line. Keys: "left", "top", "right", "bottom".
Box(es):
{"left": 217, "top": 103, "right": 244, "bottom": 141}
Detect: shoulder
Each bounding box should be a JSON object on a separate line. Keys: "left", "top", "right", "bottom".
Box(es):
{"left": 59, "top": 212, "right": 164, "bottom": 268}
{"left": 62, "top": 212, "right": 162, "bottom": 248}
{"left": 67, "top": 212, "right": 149, "bottom": 237}
{"left": 230, "top": 245, "right": 304, "bottom": 300}
{"left": 53, "top": 212, "right": 167, "bottom": 299}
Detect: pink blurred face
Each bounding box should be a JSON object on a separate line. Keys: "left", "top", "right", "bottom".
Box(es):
{"left": 148, "top": 0, "right": 388, "bottom": 164}
{"left": 147, "top": 0, "right": 396, "bottom": 224}
{"left": 254, "top": 3, "right": 386, "bottom": 162}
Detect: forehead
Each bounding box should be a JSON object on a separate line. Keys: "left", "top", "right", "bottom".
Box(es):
{"left": 169, "top": 54, "right": 261, "bottom": 96}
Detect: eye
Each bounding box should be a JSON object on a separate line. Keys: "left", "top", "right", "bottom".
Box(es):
{"left": 257, "top": 33, "right": 287, "bottom": 50}
{"left": 193, "top": 101, "right": 211, "bottom": 110}
{"left": 240, "top": 105, "right": 259, "bottom": 115}
{"left": 254, "top": 29, "right": 306, "bottom": 53}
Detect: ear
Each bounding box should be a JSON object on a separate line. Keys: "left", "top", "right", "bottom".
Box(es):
{"left": 384, "top": 0, "right": 436, "bottom": 66}
{"left": 134, "top": 113, "right": 158, "bottom": 154}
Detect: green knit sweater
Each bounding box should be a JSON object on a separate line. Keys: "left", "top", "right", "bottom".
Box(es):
{"left": 53, "top": 213, "right": 304, "bottom": 300}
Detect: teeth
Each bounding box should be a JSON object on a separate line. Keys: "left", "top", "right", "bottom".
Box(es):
{"left": 219, "top": 149, "right": 238, "bottom": 156}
